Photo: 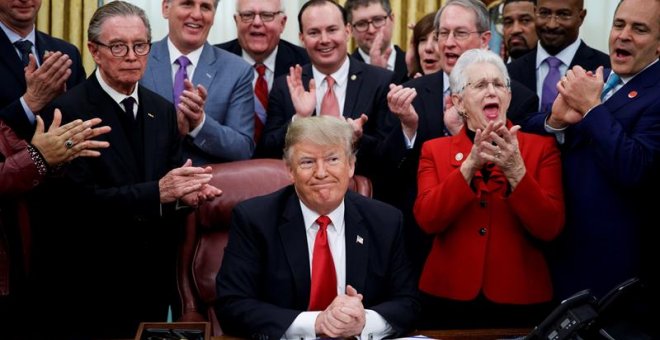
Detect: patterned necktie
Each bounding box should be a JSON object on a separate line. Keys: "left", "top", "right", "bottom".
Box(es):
{"left": 173, "top": 56, "right": 191, "bottom": 107}
{"left": 320, "top": 76, "right": 340, "bottom": 117}
{"left": 254, "top": 63, "right": 268, "bottom": 143}
{"left": 121, "top": 97, "right": 136, "bottom": 121}
{"left": 14, "top": 40, "right": 33, "bottom": 67}
{"left": 308, "top": 215, "right": 337, "bottom": 311}
{"left": 601, "top": 73, "right": 621, "bottom": 101}
{"left": 541, "top": 56, "right": 563, "bottom": 112}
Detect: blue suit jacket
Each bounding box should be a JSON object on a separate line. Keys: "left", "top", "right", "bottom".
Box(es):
{"left": 215, "top": 38, "right": 309, "bottom": 79}
{"left": 256, "top": 57, "right": 396, "bottom": 176}
{"left": 525, "top": 61, "right": 660, "bottom": 299}
{"left": 507, "top": 41, "right": 611, "bottom": 97}
{"left": 0, "top": 29, "right": 85, "bottom": 140}
{"left": 216, "top": 185, "right": 420, "bottom": 339}
{"left": 141, "top": 38, "right": 255, "bottom": 165}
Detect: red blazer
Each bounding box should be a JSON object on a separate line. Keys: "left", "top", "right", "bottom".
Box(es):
{"left": 414, "top": 124, "right": 564, "bottom": 304}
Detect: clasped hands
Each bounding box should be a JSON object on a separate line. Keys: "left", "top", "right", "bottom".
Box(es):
{"left": 548, "top": 65, "right": 605, "bottom": 129}
{"left": 158, "top": 159, "right": 222, "bottom": 207}
{"left": 176, "top": 79, "right": 208, "bottom": 135}
{"left": 286, "top": 65, "right": 369, "bottom": 142}
{"left": 315, "top": 285, "right": 366, "bottom": 338}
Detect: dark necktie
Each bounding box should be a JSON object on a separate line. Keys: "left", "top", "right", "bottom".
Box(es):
{"left": 173, "top": 56, "right": 191, "bottom": 106}
{"left": 308, "top": 215, "right": 337, "bottom": 311}
{"left": 14, "top": 40, "right": 33, "bottom": 67}
{"left": 541, "top": 56, "right": 562, "bottom": 112}
{"left": 122, "top": 97, "right": 136, "bottom": 121}
{"left": 254, "top": 63, "right": 268, "bottom": 143}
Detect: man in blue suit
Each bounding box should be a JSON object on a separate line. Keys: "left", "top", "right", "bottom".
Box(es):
{"left": 215, "top": 0, "right": 309, "bottom": 144}
{"left": 257, "top": 0, "right": 396, "bottom": 179}
{"left": 525, "top": 0, "right": 660, "bottom": 305}
{"left": 216, "top": 116, "right": 419, "bottom": 339}
{"left": 141, "top": 0, "right": 254, "bottom": 165}
{"left": 0, "top": 0, "right": 86, "bottom": 140}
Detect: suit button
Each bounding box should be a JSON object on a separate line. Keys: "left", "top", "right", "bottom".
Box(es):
{"left": 479, "top": 227, "right": 487, "bottom": 236}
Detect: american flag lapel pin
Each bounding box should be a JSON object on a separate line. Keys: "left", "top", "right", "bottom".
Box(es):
{"left": 356, "top": 235, "right": 364, "bottom": 244}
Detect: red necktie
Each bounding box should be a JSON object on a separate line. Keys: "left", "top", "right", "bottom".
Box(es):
{"left": 254, "top": 63, "right": 268, "bottom": 143}
{"left": 308, "top": 215, "right": 337, "bottom": 310}
{"left": 320, "top": 76, "right": 340, "bottom": 117}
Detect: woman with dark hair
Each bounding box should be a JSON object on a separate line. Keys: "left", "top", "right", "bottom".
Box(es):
{"left": 406, "top": 12, "right": 442, "bottom": 77}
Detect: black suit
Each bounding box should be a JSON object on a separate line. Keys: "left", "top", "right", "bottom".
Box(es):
{"left": 215, "top": 38, "right": 310, "bottom": 79}
{"left": 507, "top": 41, "right": 611, "bottom": 97}
{"left": 257, "top": 57, "right": 396, "bottom": 176}
{"left": 0, "top": 28, "right": 85, "bottom": 140}
{"left": 29, "top": 73, "right": 185, "bottom": 339}
{"left": 375, "top": 71, "right": 539, "bottom": 277}
{"left": 352, "top": 45, "right": 409, "bottom": 84}
{"left": 216, "top": 186, "right": 420, "bottom": 339}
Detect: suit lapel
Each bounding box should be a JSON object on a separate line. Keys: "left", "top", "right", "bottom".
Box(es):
{"left": 279, "top": 192, "right": 312, "bottom": 303}
{"left": 192, "top": 43, "right": 217, "bottom": 92}
{"left": 138, "top": 86, "right": 160, "bottom": 180}
{"left": 274, "top": 41, "right": 292, "bottom": 78}
{"left": 0, "top": 29, "right": 26, "bottom": 85}
{"left": 419, "top": 72, "right": 445, "bottom": 142}
{"left": 149, "top": 40, "right": 175, "bottom": 101}
{"left": 344, "top": 194, "right": 368, "bottom": 293}
{"left": 605, "top": 62, "right": 660, "bottom": 113}
{"left": 343, "top": 58, "right": 364, "bottom": 119}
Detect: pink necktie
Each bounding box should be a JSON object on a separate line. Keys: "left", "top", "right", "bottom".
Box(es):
{"left": 320, "top": 76, "right": 340, "bottom": 117}
{"left": 308, "top": 215, "right": 337, "bottom": 310}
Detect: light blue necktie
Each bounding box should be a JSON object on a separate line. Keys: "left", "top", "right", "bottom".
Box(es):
{"left": 601, "top": 73, "right": 621, "bottom": 101}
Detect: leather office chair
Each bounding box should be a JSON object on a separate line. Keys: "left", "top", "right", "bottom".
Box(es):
{"left": 177, "top": 158, "right": 372, "bottom": 335}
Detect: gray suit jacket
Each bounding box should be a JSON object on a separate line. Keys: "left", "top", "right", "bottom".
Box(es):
{"left": 141, "top": 38, "right": 255, "bottom": 164}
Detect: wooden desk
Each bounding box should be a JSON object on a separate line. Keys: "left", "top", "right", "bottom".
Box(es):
{"left": 212, "top": 328, "right": 531, "bottom": 340}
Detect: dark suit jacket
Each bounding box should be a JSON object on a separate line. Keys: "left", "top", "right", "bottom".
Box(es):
{"left": 216, "top": 186, "right": 420, "bottom": 339}
{"left": 0, "top": 29, "right": 85, "bottom": 140}
{"left": 524, "top": 62, "right": 660, "bottom": 300}
{"left": 29, "top": 73, "right": 185, "bottom": 338}
{"left": 215, "top": 38, "right": 310, "bottom": 79}
{"left": 507, "top": 41, "right": 611, "bottom": 96}
{"left": 257, "top": 57, "right": 396, "bottom": 176}
{"left": 373, "top": 71, "right": 539, "bottom": 276}
{"left": 352, "top": 44, "right": 408, "bottom": 84}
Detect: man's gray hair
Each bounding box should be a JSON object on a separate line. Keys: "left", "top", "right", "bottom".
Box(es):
{"left": 449, "top": 48, "right": 510, "bottom": 95}
{"left": 283, "top": 116, "right": 356, "bottom": 166}
{"left": 88, "top": 1, "right": 152, "bottom": 42}
{"left": 433, "top": 0, "right": 489, "bottom": 33}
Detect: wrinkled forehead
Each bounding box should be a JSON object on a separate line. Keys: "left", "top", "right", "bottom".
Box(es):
{"left": 465, "top": 62, "right": 505, "bottom": 81}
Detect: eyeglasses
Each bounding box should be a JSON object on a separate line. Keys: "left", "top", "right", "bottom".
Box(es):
{"left": 93, "top": 40, "right": 151, "bottom": 57}
{"left": 434, "top": 29, "right": 482, "bottom": 41}
{"left": 463, "top": 78, "right": 510, "bottom": 92}
{"left": 352, "top": 15, "right": 390, "bottom": 32}
{"left": 536, "top": 9, "right": 573, "bottom": 22}
{"left": 237, "top": 11, "right": 283, "bottom": 23}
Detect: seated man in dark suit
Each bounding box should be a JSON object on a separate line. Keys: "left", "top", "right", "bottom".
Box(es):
{"left": 215, "top": 0, "right": 309, "bottom": 143}
{"left": 216, "top": 116, "right": 419, "bottom": 339}
{"left": 380, "top": 0, "right": 538, "bottom": 277}
{"left": 344, "top": 0, "right": 409, "bottom": 84}
{"left": 257, "top": 0, "right": 396, "bottom": 179}
{"left": 0, "top": 0, "right": 86, "bottom": 140}
{"left": 507, "top": 0, "right": 610, "bottom": 112}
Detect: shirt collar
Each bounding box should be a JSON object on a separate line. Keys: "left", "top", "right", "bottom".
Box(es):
{"left": 167, "top": 37, "right": 204, "bottom": 69}
{"left": 357, "top": 43, "right": 396, "bottom": 71}
{"left": 443, "top": 72, "right": 451, "bottom": 93}
{"left": 0, "top": 20, "right": 36, "bottom": 45}
{"left": 535, "top": 38, "right": 582, "bottom": 69}
{"left": 95, "top": 68, "right": 139, "bottom": 107}
{"left": 300, "top": 199, "right": 345, "bottom": 234}
{"left": 242, "top": 45, "right": 279, "bottom": 72}
{"left": 312, "top": 56, "right": 350, "bottom": 88}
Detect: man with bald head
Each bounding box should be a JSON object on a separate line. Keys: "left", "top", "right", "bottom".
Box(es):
{"left": 216, "top": 0, "right": 309, "bottom": 143}
{"left": 507, "top": 0, "right": 610, "bottom": 112}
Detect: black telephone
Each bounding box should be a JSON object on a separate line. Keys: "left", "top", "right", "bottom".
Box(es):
{"left": 525, "top": 289, "right": 599, "bottom": 340}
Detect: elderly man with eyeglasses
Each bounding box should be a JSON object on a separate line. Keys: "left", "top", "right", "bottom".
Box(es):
{"left": 507, "top": 0, "right": 610, "bottom": 112}
{"left": 344, "top": 0, "right": 409, "bottom": 84}
{"left": 141, "top": 0, "right": 255, "bottom": 165}
{"left": 216, "top": 0, "right": 309, "bottom": 144}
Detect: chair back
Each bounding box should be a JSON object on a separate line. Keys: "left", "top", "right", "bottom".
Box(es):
{"left": 177, "top": 158, "right": 372, "bottom": 335}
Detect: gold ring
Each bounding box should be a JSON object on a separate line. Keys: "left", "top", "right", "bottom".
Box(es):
{"left": 64, "top": 139, "right": 74, "bottom": 150}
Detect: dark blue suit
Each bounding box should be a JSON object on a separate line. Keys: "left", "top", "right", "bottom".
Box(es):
{"left": 216, "top": 185, "right": 420, "bottom": 339}
{"left": 525, "top": 61, "right": 660, "bottom": 300}
{"left": 215, "top": 38, "right": 310, "bottom": 79}
{"left": 351, "top": 45, "right": 409, "bottom": 84}
{"left": 0, "top": 29, "right": 85, "bottom": 140}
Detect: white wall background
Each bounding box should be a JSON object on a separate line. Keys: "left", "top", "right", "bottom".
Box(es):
{"left": 122, "top": 0, "right": 618, "bottom": 54}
